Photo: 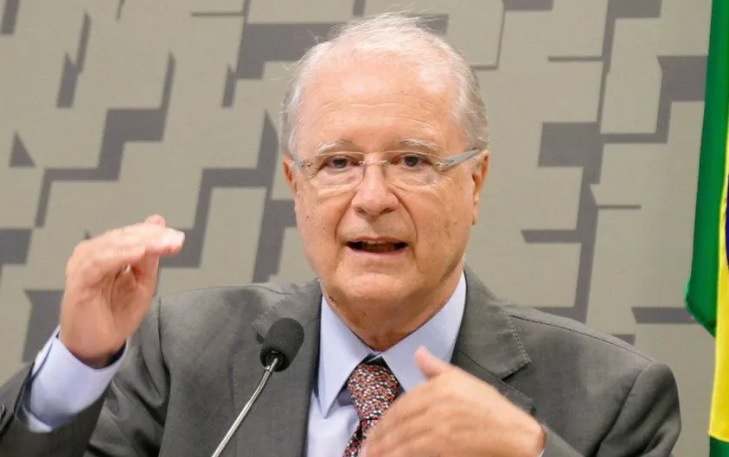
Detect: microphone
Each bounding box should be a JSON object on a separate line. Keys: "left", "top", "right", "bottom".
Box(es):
{"left": 210, "top": 318, "right": 304, "bottom": 457}
{"left": 260, "top": 317, "right": 305, "bottom": 371}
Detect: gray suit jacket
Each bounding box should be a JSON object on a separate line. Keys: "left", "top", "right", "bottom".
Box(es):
{"left": 0, "top": 271, "right": 680, "bottom": 456}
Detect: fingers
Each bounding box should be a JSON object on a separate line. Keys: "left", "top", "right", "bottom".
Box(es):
{"left": 414, "top": 346, "right": 451, "bottom": 379}
{"left": 366, "top": 357, "right": 488, "bottom": 456}
{"left": 364, "top": 432, "right": 437, "bottom": 457}
{"left": 366, "top": 401, "right": 444, "bottom": 457}
{"left": 58, "top": 215, "right": 184, "bottom": 367}
{"left": 367, "top": 360, "right": 544, "bottom": 457}
{"left": 363, "top": 375, "right": 439, "bottom": 456}
{"left": 67, "top": 219, "right": 184, "bottom": 287}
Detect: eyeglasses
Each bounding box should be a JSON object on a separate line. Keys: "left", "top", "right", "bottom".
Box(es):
{"left": 291, "top": 148, "right": 481, "bottom": 189}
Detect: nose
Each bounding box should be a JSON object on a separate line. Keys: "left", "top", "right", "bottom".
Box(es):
{"left": 350, "top": 164, "right": 399, "bottom": 217}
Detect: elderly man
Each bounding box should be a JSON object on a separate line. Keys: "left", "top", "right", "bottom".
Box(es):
{"left": 0, "top": 13, "right": 679, "bottom": 457}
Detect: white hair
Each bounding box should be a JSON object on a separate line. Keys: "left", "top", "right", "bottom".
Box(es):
{"left": 280, "top": 12, "right": 489, "bottom": 156}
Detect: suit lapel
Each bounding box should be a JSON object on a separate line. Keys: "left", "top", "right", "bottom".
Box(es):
{"left": 452, "top": 268, "right": 534, "bottom": 413}
{"left": 229, "top": 281, "right": 322, "bottom": 457}
{"left": 225, "top": 270, "right": 535, "bottom": 456}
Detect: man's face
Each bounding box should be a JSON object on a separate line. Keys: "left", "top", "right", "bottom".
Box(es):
{"left": 284, "top": 53, "right": 488, "bottom": 326}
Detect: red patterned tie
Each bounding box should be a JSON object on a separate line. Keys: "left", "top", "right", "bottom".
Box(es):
{"left": 342, "top": 362, "right": 400, "bottom": 457}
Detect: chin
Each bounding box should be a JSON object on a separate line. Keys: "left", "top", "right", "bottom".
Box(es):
{"left": 329, "top": 270, "right": 415, "bottom": 306}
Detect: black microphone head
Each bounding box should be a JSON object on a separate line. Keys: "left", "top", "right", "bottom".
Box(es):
{"left": 260, "top": 318, "right": 304, "bottom": 372}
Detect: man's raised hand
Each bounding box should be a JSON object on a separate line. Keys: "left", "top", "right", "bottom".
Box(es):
{"left": 58, "top": 215, "right": 184, "bottom": 367}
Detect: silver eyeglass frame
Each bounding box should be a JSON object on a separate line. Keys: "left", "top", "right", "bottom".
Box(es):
{"left": 290, "top": 148, "right": 482, "bottom": 187}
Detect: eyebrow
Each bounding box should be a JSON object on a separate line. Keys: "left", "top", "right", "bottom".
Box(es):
{"left": 313, "top": 138, "right": 441, "bottom": 156}
{"left": 396, "top": 138, "right": 441, "bottom": 154}
{"left": 314, "top": 140, "right": 355, "bottom": 156}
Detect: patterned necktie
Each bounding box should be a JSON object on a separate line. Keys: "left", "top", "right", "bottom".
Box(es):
{"left": 342, "top": 362, "right": 400, "bottom": 457}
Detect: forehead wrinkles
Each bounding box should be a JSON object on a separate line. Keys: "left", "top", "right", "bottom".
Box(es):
{"left": 298, "top": 49, "right": 457, "bottom": 116}
{"left": 309, "top": 69, "right": 451, "bottom": 108}
{"left": 296, "top": 64, "right": 458, "bottom": 154}
{"left": 313, "top": 138, "right": 441, "bottom": 155}
{"left": 305, "top": 109, "right": 448, "bottom": 155}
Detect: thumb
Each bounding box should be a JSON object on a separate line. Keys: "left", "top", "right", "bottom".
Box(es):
{"left": 415, "top": 346, "right": 451, "bottom": 379}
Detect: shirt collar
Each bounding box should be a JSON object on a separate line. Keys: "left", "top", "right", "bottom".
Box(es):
{"left": 316, "top": 272, "right": 467, "bottom": 417}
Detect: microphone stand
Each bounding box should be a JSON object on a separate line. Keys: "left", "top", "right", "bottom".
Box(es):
{"left": 210, "top": 356, "right": 281, "bottom": 457}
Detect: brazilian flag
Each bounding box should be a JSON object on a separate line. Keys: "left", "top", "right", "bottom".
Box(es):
{"left": 685, "top": 0, "right": 729, "bottom": 454}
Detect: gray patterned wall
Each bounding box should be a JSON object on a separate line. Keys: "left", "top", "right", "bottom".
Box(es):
{"left": 0, "top": 0, "right": 714, "bottom": 454}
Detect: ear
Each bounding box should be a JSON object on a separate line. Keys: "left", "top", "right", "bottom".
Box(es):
{"left": 471, "top": 150, "right": 489, "bottom": 225}
{"left": 283, "top": 155, "right": 298, "bottom": 194}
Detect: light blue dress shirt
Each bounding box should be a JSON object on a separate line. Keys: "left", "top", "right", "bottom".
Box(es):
{"left": 306, "top": 273, "right": 466, "bottom": 457}
{"left": 20, "top": 329, "right": 125, "bottom": 430}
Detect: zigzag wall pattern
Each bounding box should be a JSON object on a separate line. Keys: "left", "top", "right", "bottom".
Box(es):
{"left": 0, "top": 0, "right": 713, "bottom": 454}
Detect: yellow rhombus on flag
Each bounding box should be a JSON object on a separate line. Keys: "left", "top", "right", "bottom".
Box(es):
{"left": 685, "top": 0, "right": 729, "bottom": 455}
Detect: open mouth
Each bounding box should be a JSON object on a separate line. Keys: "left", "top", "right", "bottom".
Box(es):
{"left": 347, "top": 241, "right": 408, "bottom": 253}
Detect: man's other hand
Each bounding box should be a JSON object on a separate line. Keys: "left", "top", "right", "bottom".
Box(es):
{"left": 364, "top": 347, "right": 546, "bottom": 457}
